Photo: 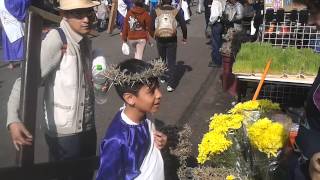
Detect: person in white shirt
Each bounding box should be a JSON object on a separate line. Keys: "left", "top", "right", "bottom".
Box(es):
{"left": 224, "top": 0, "right": 244, "bottom": 31}
{"left": 208, "top": 0, "right": 225, "bottom": 67}
{"left": 95, "top": 0, "right": 110, "bottom": 32}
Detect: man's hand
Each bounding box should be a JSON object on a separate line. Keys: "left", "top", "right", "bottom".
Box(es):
{"left": 154, "top": 130, "right": 167, "bottom": 150}
{"left": 9, "top": 122, "right": 33, "bottom": 151}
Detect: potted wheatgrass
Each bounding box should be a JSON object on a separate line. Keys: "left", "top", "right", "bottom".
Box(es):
{"left": 233, "top": 42, "right": 320, "bottom": 78}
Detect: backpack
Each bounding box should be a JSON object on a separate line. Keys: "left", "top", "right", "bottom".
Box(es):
{"left": 42, "top": 27, "right": 67, "bottom": 54}
{"left": 40, "top": 28, "right": 68, "bottom": 84}
{"left": 154, "top": 8, "right": 178, "bottom": 38}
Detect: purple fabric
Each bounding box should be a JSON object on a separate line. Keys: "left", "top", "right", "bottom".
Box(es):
{"left": 1, "top": 0, "right": 30, "bottom": 62}
{"left": 96, "top": 111, "right": 151, "bottom": 180}
{"left": 2, "top": 31, "right": 24, "bottom": 61}
{"left": 117, "top": 0, "right": 133, "bottom": 31}
{"left": 125, "top": 0, "right": 134, "bottom": 9}
{"left": 117, "top": 12, "right": 125, "bottom": 31}
{"left": 4, "top": 0, "right": 30, "bottom": 21}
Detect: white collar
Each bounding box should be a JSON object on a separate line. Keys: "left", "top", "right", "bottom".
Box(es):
{"left": 121, "top": 110, "right": 139, "bottom": 125}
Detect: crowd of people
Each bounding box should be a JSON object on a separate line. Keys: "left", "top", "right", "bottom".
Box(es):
{"left": 2, "top": 0, "right": 320, "bottom": 179}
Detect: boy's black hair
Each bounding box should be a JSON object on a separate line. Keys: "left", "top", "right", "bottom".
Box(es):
{"left": 114, "top": 59, "right": 160, "bottom": 102}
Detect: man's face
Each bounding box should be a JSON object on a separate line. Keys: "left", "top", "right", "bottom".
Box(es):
{"left": 63, "top": 8, "right": 95, "bottom": 35}
{"left": 132, "top": 84, "right": 162, "bottom": 114}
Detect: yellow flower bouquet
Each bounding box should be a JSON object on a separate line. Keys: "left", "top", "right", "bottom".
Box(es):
{"left": 247, "top": 118, "right": 287, "bottom": 158}
{"left": 229, "top": 99, "right": 280, "bottom": 125}
{"left": 229, "top": 99, "right": 280, "bottom": 115}
{"left": 246, "top": 118, "right": 288, "bottom": 179}
{"left": 193, "top": 99, "right": 287, "bottom": 180}
{"left": 198, "top": 113, "right": 245, "bottom": 164}
{"left": 197, "top": 113, "right": 250, "bottom": 179}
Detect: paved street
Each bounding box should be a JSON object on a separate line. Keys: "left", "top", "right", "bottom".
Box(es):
{"left": 0, "top": 9, "right": 235, "bottom": 168}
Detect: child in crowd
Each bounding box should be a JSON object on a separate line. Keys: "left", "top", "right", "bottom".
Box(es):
{"left": 96, "top": 59, "right": 167, "bottom": 180}
{"left": 151, "top": 0, "right": 187, "bottom": 92}
{"left": 122, "top": 0, "right": 154, "bottom": 60}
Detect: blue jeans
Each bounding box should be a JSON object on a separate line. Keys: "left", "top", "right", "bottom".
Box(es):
{"left": 211, "top": 22, "right": 223, "bottom": 65}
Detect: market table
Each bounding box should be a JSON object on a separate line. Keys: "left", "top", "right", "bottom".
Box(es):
{"left": 236, "top": 74, "right": 315, "bottom": 87}
{"left": 234, "top": 74, "right": 314, "bottom": 106}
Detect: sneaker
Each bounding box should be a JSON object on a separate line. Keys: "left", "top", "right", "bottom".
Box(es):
{"left": 167, "top": 86, "right": 174, "bottom": 92}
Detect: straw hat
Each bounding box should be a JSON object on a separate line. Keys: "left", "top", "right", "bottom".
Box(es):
{"left": 59, "top": 0, "right": 100, "bottom": 10}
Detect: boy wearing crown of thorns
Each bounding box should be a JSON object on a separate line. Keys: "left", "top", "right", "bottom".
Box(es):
{"left": 96, "top": 58, "right": 167, "bottom": 180}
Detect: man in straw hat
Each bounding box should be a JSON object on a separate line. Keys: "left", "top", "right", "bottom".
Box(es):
{"left": 6, "top": 0, "right": 102, "bottom": 179}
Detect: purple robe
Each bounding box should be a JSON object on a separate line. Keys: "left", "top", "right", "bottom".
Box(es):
{"left": 1, "top": 0, "right": 30, "bottom": 62}
{"left": 96, "top": 111, "right": 151, "bottom": 180}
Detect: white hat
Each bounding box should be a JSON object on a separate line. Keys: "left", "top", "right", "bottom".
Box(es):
{"left": 59, "top": 0, "right": 100, "bottom": 10}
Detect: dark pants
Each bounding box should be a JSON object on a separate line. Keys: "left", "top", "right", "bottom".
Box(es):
{"left": 157, "top": 41, "right": 177, "bottom": 87}
{"left": 211, "top": 22, "right": 223, "bottom": 65}
{"left": 204, "top": 6, "right": 210, "bottom": 29}
{"left": 45, "top": 130, "right": 97, "bottom": 180}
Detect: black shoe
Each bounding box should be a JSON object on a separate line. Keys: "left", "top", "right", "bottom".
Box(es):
{"left": 208, "top": 62, "right": 222, "bottom": 68}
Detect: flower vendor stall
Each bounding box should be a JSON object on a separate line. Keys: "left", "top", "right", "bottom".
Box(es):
{"left": 174, "top": 99, "right": 292, "bottom": 180}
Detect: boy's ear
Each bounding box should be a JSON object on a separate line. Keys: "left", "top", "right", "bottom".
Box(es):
{"left": 123, "top": 93, "right": 136, "bottom": 106}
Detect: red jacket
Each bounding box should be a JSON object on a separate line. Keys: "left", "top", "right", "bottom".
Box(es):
{"left": 122, "top": 7, "right": 154, "bottom": 41}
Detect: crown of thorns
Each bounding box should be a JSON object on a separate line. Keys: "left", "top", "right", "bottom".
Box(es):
{"left": 104, "top": 58, "right": 167, "bottom": 86}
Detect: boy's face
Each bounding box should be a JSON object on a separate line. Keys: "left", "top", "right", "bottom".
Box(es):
{"left": 130, "top": 84, "right": 162, "bottom": 113}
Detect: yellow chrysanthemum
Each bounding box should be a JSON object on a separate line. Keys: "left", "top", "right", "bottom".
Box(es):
{"left": 209, "top": 113, "right": 244, "bottom": 133}
{"left": 226, "top": 175, "right": 236, "bottom": 180}
{"left": 197, "top": 131, "right": 232, "bottom": 164}
{"left": 229, "top": 99, "right": 280, "bottom": 114}
{"left": 247, "top": 118, "right": 287, "bottom": 157}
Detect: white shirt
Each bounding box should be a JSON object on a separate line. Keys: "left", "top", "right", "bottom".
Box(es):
{"left": 225, "top": 2, "right": 244, "bottom": 22}
{"left": 209, "top": 0, "right": 224, "bottom": 24}
{"left": 118, "top": 0, "right": 128, "bottom": 17}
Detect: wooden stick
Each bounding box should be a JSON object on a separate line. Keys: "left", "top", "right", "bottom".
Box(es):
{"left": 107, "top": 0, "right": 118, "bottom": 34}
{"left": 252, "top": 59, "right": 272, "bottom": 101}
{"left": 29, "top": 6, "right": 62, "bottom": 23}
